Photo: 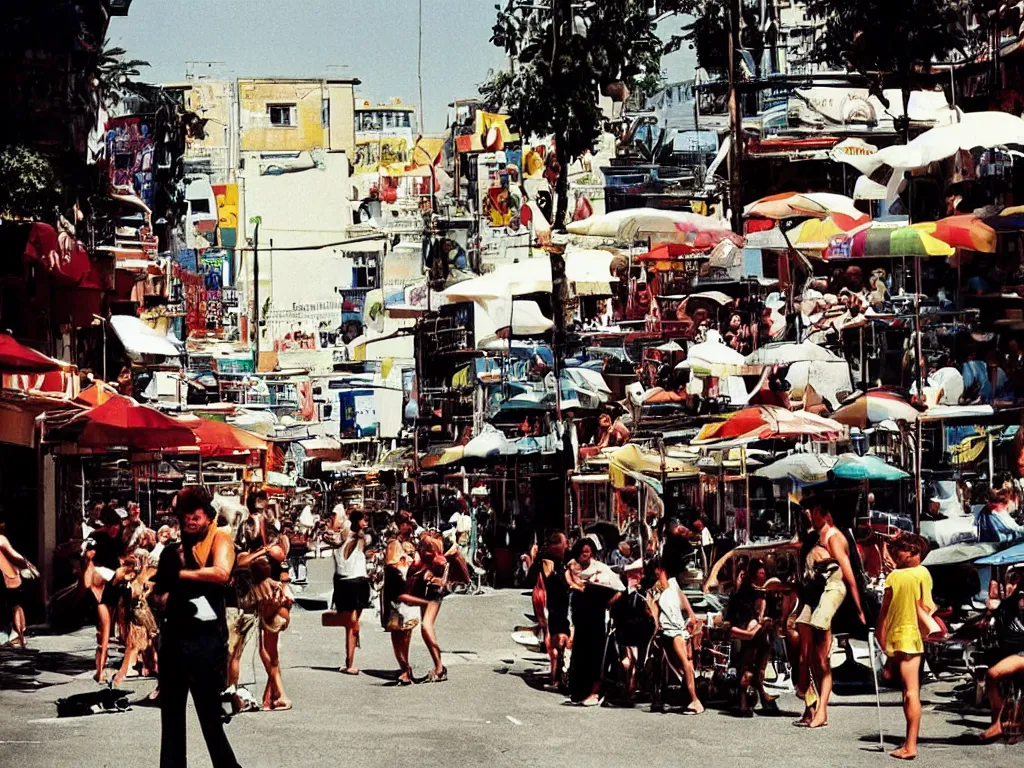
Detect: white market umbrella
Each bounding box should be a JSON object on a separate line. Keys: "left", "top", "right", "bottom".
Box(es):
{"left": 745, "top": 341, "right": 845, "bottom": 366}
{"left": 566, "top": 207, "right": 739, "bottom": 245}
{"left": 755, "top": 452, "right": 837, "bottom": 485}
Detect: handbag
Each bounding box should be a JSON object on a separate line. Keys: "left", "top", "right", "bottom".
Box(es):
{"left": 321, "top": 610, "right": 348, "bottom": 627}
{"left": 0, "top": 550, "right": 22, "bottom": 590}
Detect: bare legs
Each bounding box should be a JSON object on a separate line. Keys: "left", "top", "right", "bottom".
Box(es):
{"left": 669, "top": 635, "right": 704, "bottom": 714}
{"left": 891, "top": 653, "right": 922, "bottom": 760}
{"left": 981, "top": 654, "right": 1024, "bottom": 740}
{"left": 339, "top": 610, "right": 361, "bottom": 674}
{"left": 259, "top": 629, "right": 290, "bottom": 710}
{"left": 546, "top": 632, "right": 568, "bottom": 687}
{"left": 420, "top": 601, "right": 444, "bottom": 677}
{"left": 807, "top": 629, "right": 833, "bottom": 728}
{"left": 94, "top": 603, "right": 111, "bottom": 683}
{"left": 9, "top": 603, "right": 25, "bottom": 648}
{"left": 390, "top": 630, "right": 413, "bottom": 682}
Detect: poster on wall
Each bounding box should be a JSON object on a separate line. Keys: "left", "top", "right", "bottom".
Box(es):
{"left": 105, "top": 116, "right": 156, "bottom": 210}
{"left": 211, "top": 183, "right": 239, "bottom": 248}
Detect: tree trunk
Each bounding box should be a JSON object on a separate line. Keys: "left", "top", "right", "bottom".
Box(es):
{"left": 553, "top": 137, "right": 570, "bottom": 232}
{"left": 901, "top": 82, "right": 912, "bottom": 145}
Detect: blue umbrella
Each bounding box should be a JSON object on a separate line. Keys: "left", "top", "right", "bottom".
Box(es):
{"left": 831, "top": 454, "right": 910, "bottom": 482}
{"left": 977, "top": 541, "right": 1024, "bottom": 567}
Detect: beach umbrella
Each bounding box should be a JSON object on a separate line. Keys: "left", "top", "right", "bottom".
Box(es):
{"left": 754, "top": 452, "right": 837, "bottom": 485}
{"left": 676, "top": 330, "right": 746, "bottom": 375}
{"left": 745, "top": 341, "right": 844, "bottom": 366}
{"left": 0, "top": 333, "right": 64, "bottom": 374}
{"left": 566, "top": 207, "right": 744, "bottom": 248}
{"left": 744, "top": 192, "right": 831, "bottom": 220}
{"left": 831, "top": 453, "right": 910, "bottom": 481}
{"left": 54, "top": 395, "right": 198, "bottom": 452}
{"left": 824, "top": 223, "right": 954, "bottom": 260}
{"left": 832, "top": 391, "right": 920, "bottom": 428}
{"left": 693, "top": 405, "right": 843, "bottom": 444}
{"left": 914, "top": 214, "right": 996, "bottom": 254}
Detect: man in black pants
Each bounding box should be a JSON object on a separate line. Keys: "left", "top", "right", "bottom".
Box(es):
{"left": 153, "top": 487, "right": 241, "bottom": 768}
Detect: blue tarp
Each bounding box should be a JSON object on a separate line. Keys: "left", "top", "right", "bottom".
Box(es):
{"left": 977, "top": 541, "right": 1024, "bottom": 567}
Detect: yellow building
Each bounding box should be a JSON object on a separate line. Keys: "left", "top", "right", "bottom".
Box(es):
{"left": 238, "top": 78, "right": 358, "bottom": 155}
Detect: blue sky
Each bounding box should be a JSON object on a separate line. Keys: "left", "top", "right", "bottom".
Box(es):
{"left": 109, "top": 0, "right": 697, "bottom": 132}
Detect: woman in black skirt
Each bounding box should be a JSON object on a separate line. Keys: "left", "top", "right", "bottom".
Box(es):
{"left": 329, "top": 510, "right": 370, "bottom": 675}
{"left": 566, "top": 539, "right": 624, "bottom": 706}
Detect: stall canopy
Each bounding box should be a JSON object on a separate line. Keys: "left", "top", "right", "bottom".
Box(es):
{"left": 108, "top": 315, "right": 181, "bottom": 362}
{"left": 922, "top": 542, "right": 1000, "bottom": 567}
{"left": 693, "top": 405, "right": 843, "bottom": 445}
{"left": 832, "top": 390, "right": 920, "bottom": 427}
{"left": 52, "top": 395, "right": 198, "bottom": 451}
{"left": 977, "top": 541, "right": 1024, "bottom": 567}
{"left": 831, "top": 453, "right": 910, "bottom": 481}
{"left": 754, "top": 452, "right": 837, "bottom": 485}
{"left": 608, "top": 443, "right": 699, "bottom": 494}
{"left": 0, "top": 333, "right": 65, "bottom": 374}
{"left": 179, "top": 415, "right": 268, "bottom": 458}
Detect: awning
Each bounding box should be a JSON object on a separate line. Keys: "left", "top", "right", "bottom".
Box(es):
{"left": 177, "top": 415, "right": 268, "bottom": 459}
{"left": 0, "top": 333, "right": 66, "bottom": 374}
{"left": 299, "top": 437, "right": 342, "bottom": 460}
{"left": 108, "top": 315, "right": 181, "bottom": 362}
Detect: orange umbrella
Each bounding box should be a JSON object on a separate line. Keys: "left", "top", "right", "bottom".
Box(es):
{"left": 180, "top": 416, "right": 268, "bottom": 458}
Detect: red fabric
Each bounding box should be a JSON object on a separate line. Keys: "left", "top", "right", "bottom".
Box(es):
{"left": 65, "top": 395, "right": 198, "bottom": 451}
{"left": 0, "top": 333, "right": 62, "bottom": 373}
{"left": 23, "top": 222, "right": 91, "bottom": 287}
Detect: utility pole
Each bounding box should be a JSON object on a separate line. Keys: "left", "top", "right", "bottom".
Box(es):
{"left": 250, "top": 216, "right": 261, "bottom": 366}
{"left": 727, "top": 0, "right": 744, "bottom": 233}
{"left": 418, "top": 0, "right": 425, "bottom": 132}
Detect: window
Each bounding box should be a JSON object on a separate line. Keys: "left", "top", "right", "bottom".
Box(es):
{"left": 268, "top": 104, "right": 297, "bottom": 127}
{"left": 322, "top": 98, "right": 330, "bottom": 129}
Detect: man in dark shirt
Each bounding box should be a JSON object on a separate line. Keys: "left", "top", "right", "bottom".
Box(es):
{"left": 660, "top": 518, "right": 695, "bottom": 581}
{"left": 153, "top": 487, "right": 240, "bottom": 768}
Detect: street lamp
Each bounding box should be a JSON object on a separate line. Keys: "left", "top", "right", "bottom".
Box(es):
{"left": 91, "top": 314, "right": 107, "bottom": 382}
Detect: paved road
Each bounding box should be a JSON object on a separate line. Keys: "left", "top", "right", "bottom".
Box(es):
{"left": 0, "top": 559, "right": 1019, "bottom": 767}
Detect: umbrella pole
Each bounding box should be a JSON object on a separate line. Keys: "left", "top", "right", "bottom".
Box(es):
{"left": 867, "top": 631, "right": 886, "bottom": 752}
{"left": 744, "top": 446, "right": 751, "bottom": 543}
{"left": 914, "top": 256, "right": 924, "bottom": 531}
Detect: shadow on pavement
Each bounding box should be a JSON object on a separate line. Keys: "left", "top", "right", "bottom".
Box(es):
{"left": 0, "top": 647, "right": 96, "bottom": 692}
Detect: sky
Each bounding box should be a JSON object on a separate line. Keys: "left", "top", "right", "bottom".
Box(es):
{"left": 109, "top": 0, "right": 697, "bottom": 133}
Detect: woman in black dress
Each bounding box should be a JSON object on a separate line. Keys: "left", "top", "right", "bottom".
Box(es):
{"left": 566, "top": 539, "right": 624, "bottom": 706}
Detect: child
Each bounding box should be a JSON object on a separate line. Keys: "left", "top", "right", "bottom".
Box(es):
{"left": 877, "top": 533, "right": 935, "bottom": 761}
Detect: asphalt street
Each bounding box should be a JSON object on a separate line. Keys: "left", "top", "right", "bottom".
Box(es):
{"left": 0, "top": 559, "right": 1019, "bottom": 768}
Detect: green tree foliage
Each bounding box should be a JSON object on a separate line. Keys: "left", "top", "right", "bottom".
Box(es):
{"left": 805, "top": 0, "right": 981, "bottom": 137}
{"left": 94, "top": 40, "right": 150, "bottom": 111}
{"left": 486, "top": 0, "right": 667, "bottom": 228}
{"left": 0, "top": 146, "right": 64, "bottom": 219}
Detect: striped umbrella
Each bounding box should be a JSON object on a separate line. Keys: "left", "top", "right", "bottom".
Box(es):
{"left": 824, "top": 223, "right": 954, "bottom": 260}
{"left": 913, "top": 214, "right": 996, "bottom": 254}
{"left": 745, "top": 192, "right": 871, "bottom": 250}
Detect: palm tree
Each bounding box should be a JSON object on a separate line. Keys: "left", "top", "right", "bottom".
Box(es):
{"left": 94, "top": 40, "right": 150, "bottom": 110}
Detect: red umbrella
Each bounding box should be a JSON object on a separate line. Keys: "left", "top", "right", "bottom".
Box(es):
{"left": 693, "top": 405, "right": 843, "bottom": 444}
{"left": 58, "top": 395, "right": 198, "bottom": 451}
{"left": 0, "top": 333, "right": 64, "bottom": 374}
{"left": 179, "top": 416, "right": 268, "bottom": 458}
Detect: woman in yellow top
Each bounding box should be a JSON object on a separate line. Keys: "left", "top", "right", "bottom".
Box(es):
{"left": 877, "top": 534, "right": 935, "bottom": 761}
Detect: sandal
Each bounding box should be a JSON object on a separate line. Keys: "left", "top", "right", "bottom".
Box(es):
{"left": 426, "top": 666, "right": 448, "bottom": 683}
